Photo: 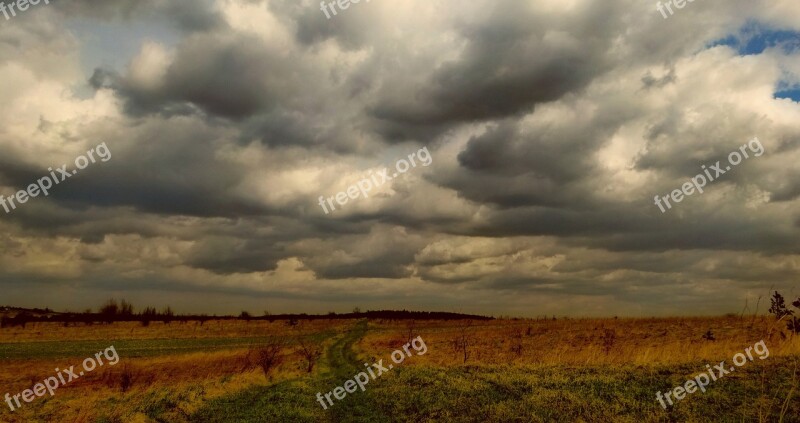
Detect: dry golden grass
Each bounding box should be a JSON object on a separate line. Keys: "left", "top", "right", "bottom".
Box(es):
{"left": 0, "top": 319, "right": 345, "bottom": 343}
{"left": 358, "top": 316, "right": 800, "bottom": 367}
{"left": 2, "top": 351, "right": 272, "bottom": 423}
{"left": 2, "top": 316, "right": 799, "bottom": 422}
{"left": 0, "top": 319, "right": 350, "bottom": 422}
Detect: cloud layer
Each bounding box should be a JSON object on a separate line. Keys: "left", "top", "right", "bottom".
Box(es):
{"left": 1, "top": 0, "right": 800, "bottom": 316}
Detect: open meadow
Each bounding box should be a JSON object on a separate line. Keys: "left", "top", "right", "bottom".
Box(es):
{"left": 1, "top": 315, "right": 798, "bottom": 422}
{"left": 3, "top": 0, "right": 800, "bottom": 421}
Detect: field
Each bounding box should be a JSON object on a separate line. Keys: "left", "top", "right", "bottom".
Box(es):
{"left": 0, "top": 316, "right": 798, "bottom": 422}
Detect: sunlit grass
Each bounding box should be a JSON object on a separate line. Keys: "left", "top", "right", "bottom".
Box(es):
{"left": 0, "top": 316, "right": 798, "bottom": 422}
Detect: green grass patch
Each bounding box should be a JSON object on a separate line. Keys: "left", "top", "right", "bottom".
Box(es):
{"left": 366, "top": 359, "right": 798, "bottom": 422}
{"left": 0, "top": 332, "right": 335, "bottom": 360}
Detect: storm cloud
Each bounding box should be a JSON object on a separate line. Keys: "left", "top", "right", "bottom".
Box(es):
{"left": 1, "top": 0, "right": 799, "bottom": 317}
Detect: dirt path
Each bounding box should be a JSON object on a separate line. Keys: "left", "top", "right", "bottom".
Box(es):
{"left": 189, "top": 320, "right": 390, "bottom": 422}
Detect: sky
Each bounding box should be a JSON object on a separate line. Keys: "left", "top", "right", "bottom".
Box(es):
{"left": 1, "top": 0, "right": 800, "bottom": 317}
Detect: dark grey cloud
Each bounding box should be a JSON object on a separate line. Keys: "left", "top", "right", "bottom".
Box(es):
{"left": 186, "top": 236, "right": 289, "bottom": 274}
{"left": 270, "top": 0, "right": 382, "bottom": 49}
{"left": 367, "top": 0, "right": 622, "bottom": 131}
{"left": 91, "top": 32, "right": 290, "bottom": 120}
{"left": 1, "top": 0, "right": 799, "bottom": 316}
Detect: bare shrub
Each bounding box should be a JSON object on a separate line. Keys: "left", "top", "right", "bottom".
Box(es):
{"left": 769, "top": 291, "right": 800, "bottom": 335}
{"left": 769, "top": 291, "right": 794, "bottom": 319}
{"left": 452, "top": 320, "right": 473, "bottom": 363}
{"left": 119, "top": 365, "right": 133, "bottom": 392}
{"left": 510, "top": 329, "right": 524, "bottom": 357}
{"left": 601, "top": 329, "right": 616, "bottom": 355}
{"left": 254, "top": 343, "right": 284, "bottom": 379}
{"left": 403, "top": 320, "right": 417, "bottom": 345}
{"left": 296, "top": 337, "right": 323, "bottom": 373}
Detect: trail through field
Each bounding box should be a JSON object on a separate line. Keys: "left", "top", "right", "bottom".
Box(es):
{"left": 189, "top": 320, "right": 390, "bottom": 422}
{"left": 317, "top": 320, "right": 392, "bottom": 422}
{"left": 179, "top": 320, "right": 800, "bottom": 422}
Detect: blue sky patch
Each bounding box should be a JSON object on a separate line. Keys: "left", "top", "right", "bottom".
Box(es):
{"left": 710, "top": 21, "right": 800, "bottom": 56}
{"left": 774, "top": 88, "right": 800, "bottom": 102}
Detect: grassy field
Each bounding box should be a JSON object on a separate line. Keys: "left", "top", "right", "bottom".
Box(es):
{"left": 0, "top": 316, "right": 798, "bottom": 422}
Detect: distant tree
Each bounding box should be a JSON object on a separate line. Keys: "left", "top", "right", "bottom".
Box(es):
{"left": 17, "top": 311, "right": 32, "bottom": 328}
{"left": 769, "top": 291, "right": 793, "bottom": 319}
{"left": 119, "top": 300, "right": 134, "bottom": 316}
{"left": 352, "top": 307, "right": 361, "bottom": 314}
{"left": 240, "top": 311, "right": 252, "bottom": 320}
{"left": 790, "top": 316, "right": 800, "bottom": 334}
{"left": 99, "top": 299, "right": 119, "bottom": 316}
{"left": 141, "top": 307, "right": 158, "bottom": 317}
{"left": 768, "top": 291, "right": 800, "bottom": 335}
{"left": 139, "top": 307, "right": 157, "bottom": 327}
{"left": 160, "top": 306, "right": 174, "bottom": 324}
{"left": 790, "top": 296, "right": 800, "bottom": 334}
{"left": 197, "top": 314, "right": 210, "bottom": 326}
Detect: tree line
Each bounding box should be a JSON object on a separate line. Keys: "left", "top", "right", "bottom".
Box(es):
{"left": 0, "top": 299, "right": 491, "bottom": 328}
